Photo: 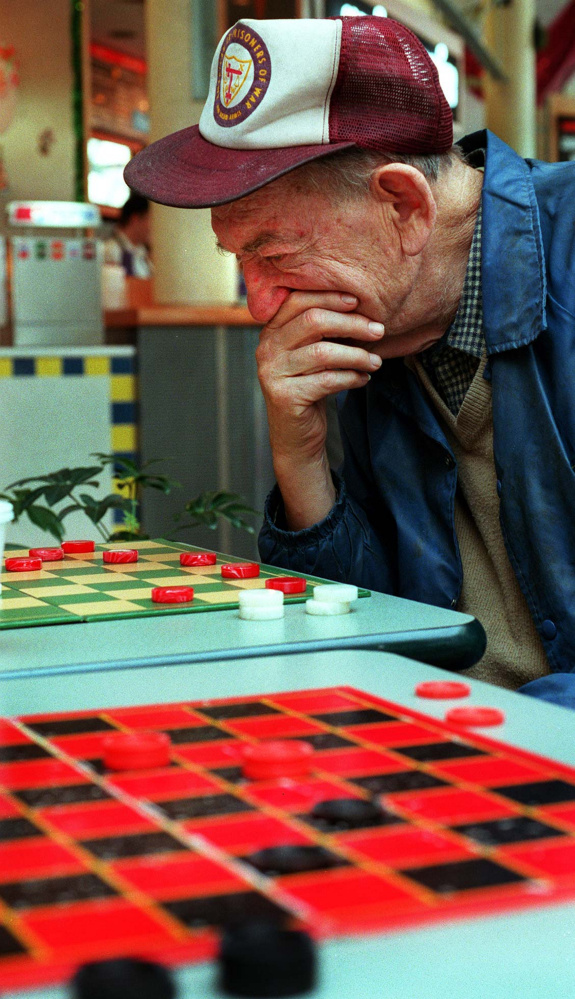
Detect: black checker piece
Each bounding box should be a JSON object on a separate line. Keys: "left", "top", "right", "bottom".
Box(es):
{"left": 453, "top": 816, "right": 566, "bottom": 847}
{"left": 0, "top": 817, "right": 42, "bottom": 842}
{"left": 197, "top": 701, "right": 281, "bottom": 721}
{"left": 211, "top": 766, "right": 245, "bottom": 784}
{"left": 312, "top": 709, "right": 396, "bottom": 727}
{"left": 397, "top": 742, "right": 488, "bottom": 763}
{"left": 158, "top": 794, "right": 254, "bottom": 822}
{"left": 0, "top": 924, "right": 27, "bottom": 957}
{"left": 0, "top": 872, "right": 116, "bottom": 910}
{"left": 165, "top": 725, "right": 231, "bottom": 745}
{"left": 242, "top": 844, "right": 350, "bottom": 877}
{"left": 82, "top": 831, "right": 185, "bottom": 861}
{"left": 350, "top": 771, "right": 447, "bottom": 795}
{"left": 26, "top": 717, "right": 117, "bottom": 737}
{"left": 165, "top": 890, "right": 290, "bottom": 930}
{"left": 289, "top": 733, "right": 355, "bottom": 751}
{"left": 15, "top": 783, "right": 112, "bottom": 809}
{"left": 300, "top": 798, "right": 402, "bottom": 833}
{"left": 0, "top": 743, "right": 51, "bottom": 763}
{"left": 406, "top": 858, "right": 527, "bottom": 895}
{"left": 497, "top": 780, "right": 575, "bottom": 807}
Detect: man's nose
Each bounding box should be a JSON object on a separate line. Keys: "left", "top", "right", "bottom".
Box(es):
{"left": 242, "top": 259, "right": 290, "bottom": 323}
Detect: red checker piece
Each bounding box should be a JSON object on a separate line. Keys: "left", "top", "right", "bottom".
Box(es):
{"left": 61, "top": 540, "right": 96, "bottom": 554}
{"left": 221, "top": 562, "right": 260, "bottom": 579}
{"left": 265, "top": 576, "right": 307, "bottom": 594}
{"left": 151, "top": 585, "right": 194, "bottom": 603}
{"left": 415, "top": 680, "right": 471, "bottom": 699}
{"left": 180, "top": 551, "right": 217, "bottom": 566}
{"left": 102, "top": 731, "right": 172, "bottom": 771}
{"left": 103, "top": 548, "right": 138, "bottom": 564}
{"left": 28, "top": 547, "right": 64, "bottom": 562}
{"left": 241, "top": 740, "right": 314, "bottom": 781}
{"left": 445, "top": 706, "right": 505, "bottom": 727}
{"left": 4, "top": 556, "right": 42, "bottom": 572}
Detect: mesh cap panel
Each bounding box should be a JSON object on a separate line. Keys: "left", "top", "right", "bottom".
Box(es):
{"left": 330, "top": 18, "right": 453, "bottom": 155}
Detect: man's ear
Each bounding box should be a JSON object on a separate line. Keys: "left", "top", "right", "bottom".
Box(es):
{"left": 370, "top": 163, "right": 437, "bottom": 256}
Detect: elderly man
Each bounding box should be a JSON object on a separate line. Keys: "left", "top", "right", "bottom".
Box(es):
{"left": 126, "top": 16, "right": 575, "bottom": 709}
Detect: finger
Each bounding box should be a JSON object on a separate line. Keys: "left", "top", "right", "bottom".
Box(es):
{"left": 283, "top": 341, "right": 383, "bottom": 377}
{"left": 292, "top": 368, "right": 373, "bottom": 403}
{"left": 268, "top": 291, "right": 360, "bottom": 329}
{"left": 261, "top": 309, "right": 385, "bottom": 355}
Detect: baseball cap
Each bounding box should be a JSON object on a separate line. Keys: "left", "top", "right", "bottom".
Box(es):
{"left": 125, "top": 16, "right": 453, "bottom": 209}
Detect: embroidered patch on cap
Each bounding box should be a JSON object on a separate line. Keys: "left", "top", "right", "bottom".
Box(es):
{"left": 214, "top": 24, "right": 271, "bottom": 128}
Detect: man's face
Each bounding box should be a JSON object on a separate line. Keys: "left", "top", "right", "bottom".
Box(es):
{"left": 211, "top": 174, "right": 408, "bottom": 328}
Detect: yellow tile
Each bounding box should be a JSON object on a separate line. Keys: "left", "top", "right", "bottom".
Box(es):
{"left": 140, "top": 552, "right": 182, "bottom": 561}
{"left": 0, "top": 359, "right": 12, "bottom": 378}
{"left": 107, "top": 540, "right": 158, "bottom": 549}
{"left": 142, "top": 572, "right": 212, "bottom": 586}
{"left": 225, "top": 579, "right": 267, "bottom": 589}
{"left": 176, "top": 570, "right": 214, "bottom": 582}
{"left": 111, "top": 425, "right": 137, "bottom": 452}
{"left": 20, "top": 584, "right": 97, "bottom": 597}
{"left": 85, "top": 356, "right": 110, "bottom": 376}
{"left": 62, "top": 599, "right": 145, "bottom": 616}
{"left": 139, "top": 575, "right": 200, "bottom": 587}
{"left": 110, "top": 374, "right": 137, "bottom": 402}
{"left": 186, "top": 564, "right": 221, "bottom": 577}
{"left": 101, "top": 563, "right": 162, "bottom": 573}
{"left": 0, "top": 570, "right": 51, "bottom": 583}
{"left": 102, "top": 587, "right": 153, "bottom": 600}
{"left": 65, "top": 572, "right": 134, "bottom": 584}
{"left": 111, "top": 478, "right": 131, "bottom": 497}
{"left": 197, "top": 590, "right": 239, "bottom": 604}
{"left": 36, "top": 357, "right": 63, "bottom": 377}
{"left": 0, "top": 596, "right": 46, "bottom": 608}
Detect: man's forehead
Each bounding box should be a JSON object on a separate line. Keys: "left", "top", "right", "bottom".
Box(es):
{"left": 211, "top": 175, "right": 329, "bottom": 252}
{"left": 212, "top": 177, "right": 286, "bottom": 221}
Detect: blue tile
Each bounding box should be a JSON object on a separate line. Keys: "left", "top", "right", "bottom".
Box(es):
{"left": 13, "top": 358, "right": 35, "bottom": 376}
{"left": 63, "top": 357, "right": 84, "bottom": 375}
{"left": 112, "top": 402, "right": 137, "bottom": 425}
{"left": 111, "top": 356, "right": 136, "bottom": 374}
{"left": 112, "top": 451, "right": 139, "bottom": 475}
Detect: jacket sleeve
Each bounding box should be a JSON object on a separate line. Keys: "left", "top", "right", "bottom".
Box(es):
{"left": 258, "top": 472, "right": 395, "bottom": 591}
{"left": 518, "top": 674, "right": 575, "bottom": 711}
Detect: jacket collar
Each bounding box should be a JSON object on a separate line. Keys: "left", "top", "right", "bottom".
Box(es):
{"left": 458, "top": 130, "right": 547, "bottom": 354}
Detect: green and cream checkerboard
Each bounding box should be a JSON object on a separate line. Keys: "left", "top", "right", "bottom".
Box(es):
{"left": 0, "top": 540, "right": 369, "bottom": 629}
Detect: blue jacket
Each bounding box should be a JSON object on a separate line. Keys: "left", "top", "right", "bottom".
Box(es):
{"left": 259, "top": 130, "right": 575, "bottom": 710}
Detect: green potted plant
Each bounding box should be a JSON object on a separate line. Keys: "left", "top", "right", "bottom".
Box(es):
{"left": 0, "top": 453, "right": 258, "bottom": 544}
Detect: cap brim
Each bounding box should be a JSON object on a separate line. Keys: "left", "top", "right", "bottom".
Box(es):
{"left": 124, "top": 125, "right": 355, "bottom": 208}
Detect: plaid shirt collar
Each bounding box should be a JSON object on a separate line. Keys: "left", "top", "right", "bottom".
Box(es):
{"left": 444, "top": 201, "right": 484, "bottom": 358}
{"left": 416, "top": 201, "right": 484, "bottom": 415}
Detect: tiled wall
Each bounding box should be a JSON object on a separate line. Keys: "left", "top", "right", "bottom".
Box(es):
{"left": 0, "top": 349, "right": 139, "bottom": 540}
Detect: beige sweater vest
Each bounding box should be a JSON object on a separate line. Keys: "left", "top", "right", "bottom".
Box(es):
{"left": 408, "top": 355, "right": 548, "bottom": 690}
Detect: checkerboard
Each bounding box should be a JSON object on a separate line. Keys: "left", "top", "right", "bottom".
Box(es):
{"left": 1, "top": 685, "right": 575, "bottom": 990}
{"left": 0, "top": 540, "right": 369, "bottom": 629}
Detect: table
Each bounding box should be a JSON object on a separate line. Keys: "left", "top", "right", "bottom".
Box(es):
{"left": 0, "top": 589, "right": 485, "bottom": 682}
{"left": 1, "top": 648, "right": 575, "bottom": 999}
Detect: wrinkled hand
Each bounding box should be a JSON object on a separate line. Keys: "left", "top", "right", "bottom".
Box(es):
{"left": 256, "top": 291, "right": 384, "bottom": 529}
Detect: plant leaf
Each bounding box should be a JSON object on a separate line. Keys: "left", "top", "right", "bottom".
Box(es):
{"left": 26, "top": 506, "right": 65, "bottom": 542}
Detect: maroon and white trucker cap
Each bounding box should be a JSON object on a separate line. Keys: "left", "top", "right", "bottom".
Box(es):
{"left": 125, "top": 16, "right": 453, "bottom": 209}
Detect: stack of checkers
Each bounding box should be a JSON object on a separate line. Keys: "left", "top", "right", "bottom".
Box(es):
{"left": 305, "top": 584, "right": 358, "bottom": 616}
{"left": 237, "top": 581, "right": 358, "bottom": 621}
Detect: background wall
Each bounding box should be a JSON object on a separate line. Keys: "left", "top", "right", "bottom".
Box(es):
{"left": 0, "top": 0, "right": 76, "bottom": 205}
{"left": 145, "top": 0, "right": 238, "bottom": 305}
